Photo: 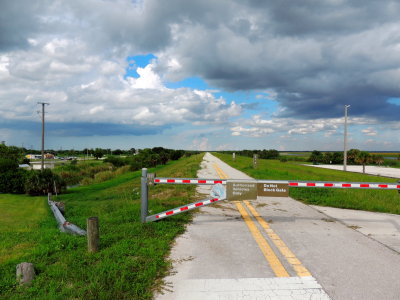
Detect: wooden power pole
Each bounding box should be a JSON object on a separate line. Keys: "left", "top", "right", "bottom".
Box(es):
{"left": 38, "top": 102, "right": 49, "bottom": 170}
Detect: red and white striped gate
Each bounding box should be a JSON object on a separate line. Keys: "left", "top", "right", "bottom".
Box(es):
{"left": 141, "top": 170, "right": 400, "bottom": 223}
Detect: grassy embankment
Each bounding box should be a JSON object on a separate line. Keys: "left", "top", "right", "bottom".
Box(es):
{"left": 214, "top": 153, "right": 400, "bottom": 214}
{"left": 0, "top": 154, "right": 203, "bottom": 299}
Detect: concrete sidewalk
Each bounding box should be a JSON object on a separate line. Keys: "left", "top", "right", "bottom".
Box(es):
{"left": 307, "top": 164, "right": 400, "bottom": 179}
{"left": 311, "top": 205, "right": 400, "bottom": 253}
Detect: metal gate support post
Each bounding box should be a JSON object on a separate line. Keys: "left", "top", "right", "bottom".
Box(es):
{"left": 141, "top": 168, "right": 148, "bottom": 223}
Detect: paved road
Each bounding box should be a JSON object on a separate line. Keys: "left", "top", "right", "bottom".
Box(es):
{"left": 307, "top": 164, "right": 400, "bottom": 179}
{"left": 156, "top": 153, "right": 400, "bottom": 300}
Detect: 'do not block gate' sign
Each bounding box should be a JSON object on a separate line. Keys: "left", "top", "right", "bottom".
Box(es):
{"left": 226, "top": 181, "right": 289, "bottom": 200}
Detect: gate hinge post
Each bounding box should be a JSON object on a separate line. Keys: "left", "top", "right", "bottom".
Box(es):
{"left": 141, "top": 168, "right": 148, "bottom": 223}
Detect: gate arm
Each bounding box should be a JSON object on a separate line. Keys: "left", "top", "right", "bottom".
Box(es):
{"left": 146, "top": 197, "right": 224, "bottom": 222}
{"left": 154, "top": 177, "right": 226, "bottom": 185}
{"left": 288, "top": 180, "right": 400, "bottom": 190}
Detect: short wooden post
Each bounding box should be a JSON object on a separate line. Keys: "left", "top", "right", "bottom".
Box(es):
{"left": 87, "top": 217, "right": 99, "bottom": 253}
{"left": 16, "top": 262, "right": 35, "bottom": 286}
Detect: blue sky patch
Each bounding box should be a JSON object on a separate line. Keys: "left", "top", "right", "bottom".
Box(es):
{"left": 166, "top": 76, "right": 209, "bottom": 90}
{"left": 387, "top": 98, "right": 400, "bottom": 106}
{"left": 125, "top": 54, "right": 157, "bottom": 78}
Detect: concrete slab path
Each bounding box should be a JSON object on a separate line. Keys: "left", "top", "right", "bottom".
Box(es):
{"left": 311, "top": 205, "right": 400, "bottom": 253}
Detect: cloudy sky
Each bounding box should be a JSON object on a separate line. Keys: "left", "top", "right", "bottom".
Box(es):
{"left": 1, "top": 0, "right": 399, "bottom": 151}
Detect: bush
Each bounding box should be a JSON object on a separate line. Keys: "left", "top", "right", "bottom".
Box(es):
{"left": 0, "top": 169, "right": 27, "bottom": 193}
{"left": 0, "top": 158, "right": 27, "bottom": 193}
{"left": 93, "top": 170, "right": 114, "bottom": 183}
{"left": 0, "top": 158, "right": 18, "bottom": 172}
{"left": 104, "top": 156, "right": 126, "bottom": 167}
{"left": 25, "top": 169, "right": 66, "bottom": 196}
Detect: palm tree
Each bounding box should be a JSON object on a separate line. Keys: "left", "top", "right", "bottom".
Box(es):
{"left": 347, "top": 149, "right": 361, "bottom": 165}
{"left": 355, "top": 151, "right": 371, "bottom": 174}
{"left": 373, "top": 155, "right": 384, "bottom": 167}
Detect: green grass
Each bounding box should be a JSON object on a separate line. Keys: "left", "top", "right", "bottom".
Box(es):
{"left": 0, "top": 195, "right": 48, "bottom": 265}
{"left": 0, "top": 154, "right": 203, "bottom": 300}
{"left": 214, "top": 153, "right": 400, "bottom": 214}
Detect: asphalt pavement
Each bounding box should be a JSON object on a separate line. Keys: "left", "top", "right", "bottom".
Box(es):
{"left": 155, "top": 153, "right": 400, "bottom": 300}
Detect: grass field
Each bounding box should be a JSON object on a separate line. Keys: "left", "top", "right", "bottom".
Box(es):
{"left": 0, "top": 154, "right": 203, "bottom": 300}
{"left": 214, "top": 153, "right": 400, "bottom": 214}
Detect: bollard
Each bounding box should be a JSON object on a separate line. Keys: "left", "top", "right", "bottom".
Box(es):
{"left": 87, "top": 217, "right": 99, "bottom": 253}
{"left": 233, "top": 152, "right": 236, "bottom": 161}
{"left": 141, "top": 168, "right": 148, "bottom": 223}
{"left": 253, "top": 154, "right": 258, "bottom": 169}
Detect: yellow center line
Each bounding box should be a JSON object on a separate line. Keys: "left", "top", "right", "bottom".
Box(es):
{"left": 243, "top": 200, "right": 312, "bottom": 277}
{"left": 212, "top": 161, "right": 299, "bottom": 278}
{"left": 212, "top": 163, "right": 229, "bottom": 179}
{"left": 235, "top": 201, "right": 289, "bottom": 277}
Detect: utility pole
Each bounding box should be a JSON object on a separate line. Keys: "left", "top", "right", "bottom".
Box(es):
{"left": 38, "top": 102, "right": 49, "bottom": 170}
{"left": 343, "top": 105, "right": 350, "bottom": 171}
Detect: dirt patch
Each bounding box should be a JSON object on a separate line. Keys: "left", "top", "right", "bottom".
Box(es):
{"left": 211, "top": 203, "right": 238, "bottom": 211}
{"left": 348, "top": 225, "right": 362, "bottom": 230}
{"left": 321, "top": 218, "right": 336, "bottom": 223}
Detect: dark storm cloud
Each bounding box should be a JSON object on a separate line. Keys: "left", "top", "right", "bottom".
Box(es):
{"left": 2, "top": 0, "right": 400, "bottom": 124}
{"left": 0, "top": 120, "right": 164, "bottom": 136}
{"left": 0, "top": 1, "right": 47, "bottom": 51}
{"left": 154, "top": 0, "right": 400, "bottom": 121}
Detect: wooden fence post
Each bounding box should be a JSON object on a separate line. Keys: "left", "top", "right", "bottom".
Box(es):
{"left": 87, "top": 217, "right": 99, "bottom": 253}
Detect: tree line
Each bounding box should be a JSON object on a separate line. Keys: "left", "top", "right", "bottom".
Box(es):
{"left": 309, "top": 149, "right": 399, "bottom": 173}
{"left": 220, "top": 149, "right": 280, "bottom": 159}
{"left": 0, "top": 144, "right": 194, "bottom": 195}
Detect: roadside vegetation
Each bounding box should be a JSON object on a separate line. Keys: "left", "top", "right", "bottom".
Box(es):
{"left": 0, "top": 144, "right": 195, "bottom": 195}
{"left": 214, "top": 153, "right": 400, "bottom": 214}
{"left": 0, "top": 144, "right": 65, "bottom": 195}
{"left": 309, "top": 149, "right": 400, "bottom": 169}
{"left": 0, "top": 154, "right": 203, "bottom": 299}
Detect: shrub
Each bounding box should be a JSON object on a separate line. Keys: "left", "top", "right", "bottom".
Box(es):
{"left": 0, "top": 169, "right": 27, "bottom": 193}
{"left": 114, "top": 165, "right": 130, "bottom": 175}
{"left": 25, "top": 169, "right": 66, "bottom": 196}
{"left": 104, "top": 156, "right": 126, "bottom": 167}
{"left": 93, "top": 170, "right": 114, "bottom": 183}
{"left": 0, "top": 158, "right": 18, "bottom": 172}
{"left": 0, "top": 158, "right": 27, "bottom": 193}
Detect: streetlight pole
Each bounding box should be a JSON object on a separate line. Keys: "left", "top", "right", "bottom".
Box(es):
{"left": 343, "top": 105, "right": 350, "bottom": 171}
{"left": 38, "top": 102, "right": 49, "bottom": 170}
